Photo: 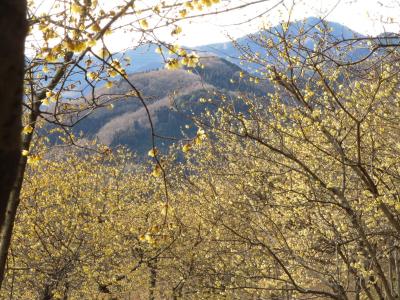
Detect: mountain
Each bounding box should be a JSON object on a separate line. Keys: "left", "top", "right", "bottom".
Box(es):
{"left": 199, "top": 17, "right": 370, "bottom": 69}
{"left": 69, "top": 18, "right": 374, "bottom": 155}
{"left": 72, "top": 56, "right": 268, "bottom": 155}
{"left": 117, "top": 17, "right": 365, "bottom": 72}
{"left": 115, "top": 44, "right": 164, "bottom": 73}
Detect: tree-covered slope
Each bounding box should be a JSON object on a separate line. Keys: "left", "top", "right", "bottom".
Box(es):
{"left": 72, "top": 56, "right": 268, "bottom": 155}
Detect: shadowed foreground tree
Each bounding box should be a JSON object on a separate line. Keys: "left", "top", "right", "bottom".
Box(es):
{"left": 0, "top": 0, "right": 28, "bottom": 288}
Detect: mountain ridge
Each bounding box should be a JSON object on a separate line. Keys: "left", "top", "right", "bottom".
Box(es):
{"left": 71, "top": 17, "right": 375, "bottom": 155}
{"left": 72, "top": 56, "right": 264, "bottom": 154}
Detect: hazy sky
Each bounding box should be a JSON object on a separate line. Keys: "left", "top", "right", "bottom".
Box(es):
{"left": 33, "top": 0, "right": 399, "bottom": 52}
{"left": 105, "top": 0, "right": 399, "bottom": 51}
{"left": 175, "top": 0, "right": 399, "bottom": 46}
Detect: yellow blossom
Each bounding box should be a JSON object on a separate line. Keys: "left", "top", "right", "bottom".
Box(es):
{"left": 139, "top": 19, "right": 149, "bottom": 29}
{"left": 22, "top": 125, "right": 34, "bottom": 135}
{"left": 165, "top": 58, "right": 180, "bottom": 70}
{"left": 182, "top": 143, "right": 192, "bottom": 153}
{"left": 152, "top": 164, "right": 162, "bottom": 177}
{"left": 71, "top": 3, "right": 84, "bottom": 14}
{"left": 27, "top": 155, "right": 41, "bottom": 165}
{"left": 148, "top": 148, "right": 158, "bottom": 157}
{"left": 179, "top": 9, "right": 188, "bottom": 17}
{"left": 105, "top": 81, "right": 113, "bottom": 89}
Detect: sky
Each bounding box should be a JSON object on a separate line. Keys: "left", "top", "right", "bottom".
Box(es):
{"left": 175, "top": 0, "right": 399, "bottom": 46}
{"left": 105, "top": 0, "right": 400, "bottom": 51}
{"left": 32, "top": 0, "right": 399, "bottom": 52}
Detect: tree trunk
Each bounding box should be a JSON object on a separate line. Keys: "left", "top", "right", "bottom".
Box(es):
{"left": 0, "top": 0, "right": 27, "bottom": 289}
{"left": 148, "top": 260, "right": 157, "bottom": 300}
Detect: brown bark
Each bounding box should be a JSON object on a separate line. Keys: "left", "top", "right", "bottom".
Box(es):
{"left": 0, "top": 0, "right": 27, "bottom": 288}
{"left": 148, "top": 260, "right": 157, "bottom": 300}
{"left": 0, "top": 48, "right": 72, "bottom": 291}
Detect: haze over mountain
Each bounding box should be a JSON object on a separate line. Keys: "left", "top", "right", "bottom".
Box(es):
{"left": 122, "top": 17, "right": 365, "bottom": 73}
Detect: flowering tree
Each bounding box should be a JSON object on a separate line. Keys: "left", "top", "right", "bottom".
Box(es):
{"left": 0, "top": 0, "right": 280, "bottom": 289}
{"left": 181, "top": 16, "right": 400, "bottom": 299}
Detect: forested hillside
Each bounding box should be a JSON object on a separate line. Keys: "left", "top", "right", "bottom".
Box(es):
{"left": 68, "top": 17, "right": 368, "bottom": 157}
{"left": 71, "top": 56, "right": 267, "bottom": 154}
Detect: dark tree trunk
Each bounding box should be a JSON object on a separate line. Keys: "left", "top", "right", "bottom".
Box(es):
{"left": 148, "top": 260, "right": 157, "bottom": 300}
{"left": 0, "top": 0, "right": 27, "bottom": 289}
